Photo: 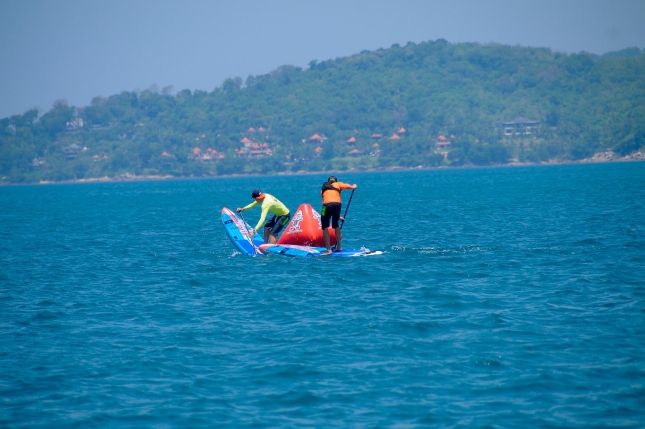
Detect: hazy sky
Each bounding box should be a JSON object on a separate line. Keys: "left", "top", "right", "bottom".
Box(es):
{"left": 1, "top": 0, "right": 644, "bottom": 119}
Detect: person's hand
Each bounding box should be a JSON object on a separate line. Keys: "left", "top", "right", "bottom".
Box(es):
{"left": 352, "top": 184, "right": 358, "bottom": 189}
{"left": 248, "top": 228, "right": 255, "bottom": 237}
{"left": 236, "top": 207, "right": 244, "bottom": 213}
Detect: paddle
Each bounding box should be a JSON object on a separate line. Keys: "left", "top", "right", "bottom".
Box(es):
{"left": 332, "top": 188, "right": 355, "bottom": 251}
{"left": 238, "top": 210, "right": 260, "bottom": 255}
{"left": 339, "top": 188, "right": 355, "bottom": 230}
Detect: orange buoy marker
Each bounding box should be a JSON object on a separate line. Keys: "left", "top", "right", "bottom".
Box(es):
{"left": 278, "top": 203, "right": 336, "bottom": 247}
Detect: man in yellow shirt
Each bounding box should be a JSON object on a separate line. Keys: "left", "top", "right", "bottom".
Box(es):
{"left": 237, "top": 190, "right": 291, "bottom": 244}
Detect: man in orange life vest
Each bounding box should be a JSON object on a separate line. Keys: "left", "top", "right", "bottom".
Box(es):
{"left": 320, "top": 176, "right": 357, "bottom": 255}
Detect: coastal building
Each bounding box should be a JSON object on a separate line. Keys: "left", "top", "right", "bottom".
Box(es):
{"left": 435, "top": 135, "right": 451, "bottom": 149}
{"left": 236, "top": 142, "right": 273, "bottom": 158}
{"left": 189, "top": 147, "right": 223, "bottom": 161}
{"left": 308, "top": 133, "right": 325, "bottom": 143}
{"left": 63, "top": 143, "right": 82, "bottom": 160}
{"left": 496, "top": 117, "right": 540, "bottom": 136}
{"left": 250, "top": 144, "right": 272, "bottom": 157}
{"left": 66, "top": 118, "right": 84, "bottom": 131}
{"left": 345, "top": 137, "right": 357, "bottom": 145}
{"left": 241, "top": 137, "right": 254, "bottom": 148}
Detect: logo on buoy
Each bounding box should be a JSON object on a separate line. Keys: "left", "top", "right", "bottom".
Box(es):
{"left": 287, "top": 209, "right": 304, "bottom": 233}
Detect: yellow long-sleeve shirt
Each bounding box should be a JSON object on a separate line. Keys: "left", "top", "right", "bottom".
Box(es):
{"left": 242, "top": 194, "right": 290, "bottom": 230}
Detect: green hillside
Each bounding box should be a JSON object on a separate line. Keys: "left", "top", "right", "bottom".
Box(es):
{"left": 2, "top": 40, "right": 644, "bottom": 183}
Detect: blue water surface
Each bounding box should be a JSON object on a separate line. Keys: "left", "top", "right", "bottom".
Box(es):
{"left": 1, "top": 163, "right": 644, "bottom": 428}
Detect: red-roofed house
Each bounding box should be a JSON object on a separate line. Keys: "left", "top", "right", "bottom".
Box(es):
{"left": 346, "top": 137, "right": 356, "bottom": 145}
{"left": 315, "top": 146, "right": 323, "bottom": 156}
{"left": 389, "top": 134, "right": 401, "bottom": 140}
{"left": 397, "top": 127, "right": 406, "bottom": 134}
{"left": 190, "top": 147, "right": 202, "bottom": 160}
{"left": 371, "top": 133, "right": 383, "bottom": 139}
{"left": 240, "top": 137, "right": 255, "bottom": 149}
{"left": 308, "top": 133, "right": 324, "bottom": 142}
{"left": 237, "top": 142, "right": 273, "bottom": 158}
{"left": 248, "top": 127, "right": 256, "bottom": 132}
{"left": 348, "top": 149, "right": 362, "bottom": 156}
{"left": 435, "top": 135, "right": 451, "bottom": 149}
{"left": 249, "top": 148, "right": 272, "bottom": 157}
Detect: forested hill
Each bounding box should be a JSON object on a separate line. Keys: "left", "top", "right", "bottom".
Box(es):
{"left": 2, "top": 40, "right": 645, "bottom": 183}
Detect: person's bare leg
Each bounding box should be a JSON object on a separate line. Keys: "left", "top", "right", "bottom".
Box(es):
{"left": 263, "top": 227, "right": 271, "bottom": 244}
{"left": 321, "top": 229, "right": 332, "bottom": 255}
{"left": 334, "top": 227, "right": 342, "bottom": 251}
{"left": 269, "top": 234, "right": 277, "bottom": 244}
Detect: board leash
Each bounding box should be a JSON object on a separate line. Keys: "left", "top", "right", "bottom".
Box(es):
{"left": 238, "top": 210, "right": 261, "bottom": 256}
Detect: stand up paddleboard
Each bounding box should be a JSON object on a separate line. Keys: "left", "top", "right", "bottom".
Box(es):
{"left": 221, "top": 202, "right": 381, "bottom": 258}
{"left": 256, "top": 203, "right": 380, "bottom": 258}
{"left": 221, "top": 207, "right": 264, "bottom": 256}
{"left": 259, "top": 243, "right": 380, "bottom": 257}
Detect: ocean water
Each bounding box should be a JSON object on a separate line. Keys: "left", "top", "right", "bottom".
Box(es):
{"left": 1, "top": 162, "right": 644, "bottom": 428}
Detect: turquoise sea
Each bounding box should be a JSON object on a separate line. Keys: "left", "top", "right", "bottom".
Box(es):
{"left": 1, "top": 162, "right": 644, "bottom": 428}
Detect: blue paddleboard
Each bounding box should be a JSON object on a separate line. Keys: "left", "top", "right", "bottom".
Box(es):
{"left": 259, "top": 244, "right": 381, "bottom": 258}
{"left": 221, "top": 207, "right": 264, "bottom": 256}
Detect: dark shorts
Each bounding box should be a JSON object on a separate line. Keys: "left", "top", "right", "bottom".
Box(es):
{"left": 321, "top": 203, "right": 341, "bottom": 229}
{"left": 265, "top": 213, "right": 291, "bottom": 235}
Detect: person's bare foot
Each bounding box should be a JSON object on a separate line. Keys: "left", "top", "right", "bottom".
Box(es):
{"left": 321, "top": 250, "right": 333, "bottom": 256}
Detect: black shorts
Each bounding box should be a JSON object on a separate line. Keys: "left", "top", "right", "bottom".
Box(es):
{"left": 265, "top": 213, "right": 291, "bottom": 235}
{"left": 321, "top": 204, "right": 341, "bottom": 229}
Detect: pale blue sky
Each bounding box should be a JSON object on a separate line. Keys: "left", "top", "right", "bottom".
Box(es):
{"left": 1, "top": 0, "right": 644, "bottom": 119}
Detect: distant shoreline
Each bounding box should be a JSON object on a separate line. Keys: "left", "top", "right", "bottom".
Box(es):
{"left": 2, "top": 153, "right": 644, "bottom": 187}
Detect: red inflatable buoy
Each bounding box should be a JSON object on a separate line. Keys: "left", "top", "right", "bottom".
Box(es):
{"left": 278, "top": 203, "right": 336, "bottom": 247}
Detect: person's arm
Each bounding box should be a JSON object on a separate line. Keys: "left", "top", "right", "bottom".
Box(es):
{"left": 237, "top": 200, "right": 259, "bottom": 212}
{"left": 254, "top": 204, "right": 270, "bottom": 231}
{"left": 339, "top": 182, "right": 357, "bottom": 191}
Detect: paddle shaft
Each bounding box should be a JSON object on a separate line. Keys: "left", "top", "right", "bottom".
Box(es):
{"left": 238, "top": 210, "right": 260, "bottom": 254}
{"left": 339, "top": 188, "right": 355, "bottom": 230}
